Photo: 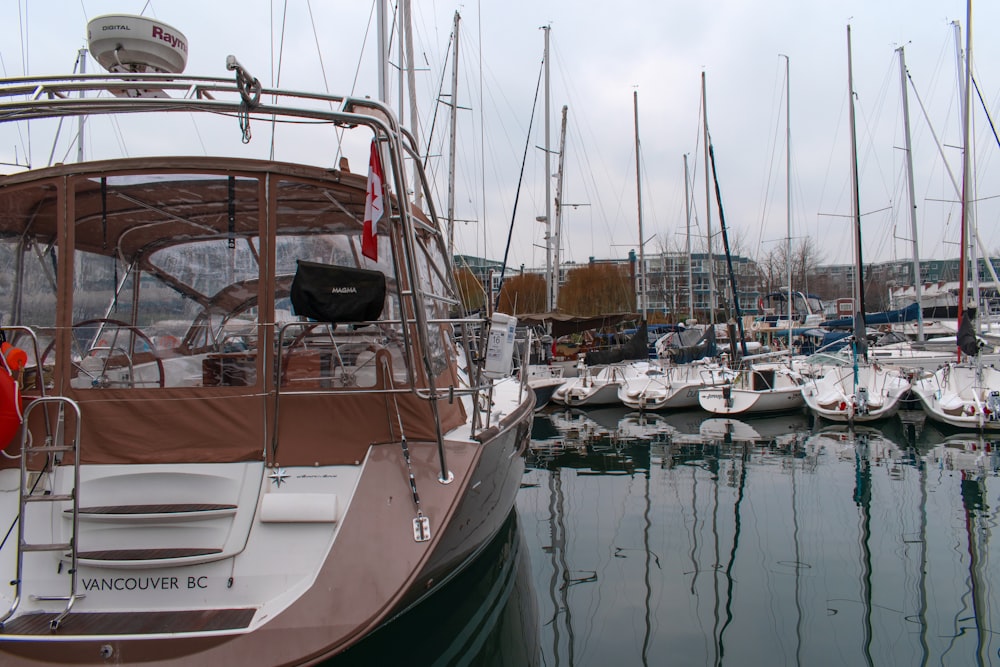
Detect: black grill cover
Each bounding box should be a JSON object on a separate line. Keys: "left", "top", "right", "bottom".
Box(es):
{"left": 290, "top": 260, "right": 386, "bottom": 324}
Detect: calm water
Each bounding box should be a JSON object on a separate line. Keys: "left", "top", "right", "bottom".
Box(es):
{"left": 340, "top": 406, "right": 1000, "bottom": 666}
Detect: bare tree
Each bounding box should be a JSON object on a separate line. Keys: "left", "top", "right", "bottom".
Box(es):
{"left": 496, "top": 273, "right": 546, "bottom": 314}
{"left": 559, "top": 264, "right": 635, "bottom": 316}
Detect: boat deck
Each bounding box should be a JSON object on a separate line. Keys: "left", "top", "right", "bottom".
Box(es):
{"left": 1, "top": 608, "right": 256, "bottom": 635}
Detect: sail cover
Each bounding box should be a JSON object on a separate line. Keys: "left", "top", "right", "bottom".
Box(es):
{"left": 957, "top": 308, "right": 980, "bottom": 357}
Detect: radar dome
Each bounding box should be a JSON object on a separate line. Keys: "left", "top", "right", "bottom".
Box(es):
{"left": 87, "top": 14, "right": 188, "bottom": 74}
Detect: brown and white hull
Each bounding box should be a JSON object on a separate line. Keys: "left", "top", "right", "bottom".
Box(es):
{"left": 0, "top": 392, "right": 530, "bottom": 665}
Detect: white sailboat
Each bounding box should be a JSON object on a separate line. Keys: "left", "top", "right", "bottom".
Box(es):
{"left": 801, "top": 25, "right": 913, "bottom": 424}
{"left": 552, "top": 362, "right": 644, "bottom": 407}
{"left": 619, "top": 360, "right": 732, "bottom": 411}
{"left": 910, "top": 8, "right": 1000, "bottom": 432}
{"left": 699, "top": 56, "right": 805, "bottom": 417}
{"left": 911, "top": 358, "right": 1000, "bottom": 431}
{"left": 698, "top": 358, "right": 805, "bottom": 415}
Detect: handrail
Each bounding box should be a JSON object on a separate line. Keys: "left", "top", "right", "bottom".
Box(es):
{"left": 0, "top": 396, "right": 83, "bottom": 630}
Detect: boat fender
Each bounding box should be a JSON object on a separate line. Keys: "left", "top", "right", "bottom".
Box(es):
{"left": 0, "top": 344, "right": 24, "bottom": 451}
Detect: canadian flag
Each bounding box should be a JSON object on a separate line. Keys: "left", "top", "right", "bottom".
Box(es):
{"left": 361, "top": 139, "right": 385, "bottom": 261}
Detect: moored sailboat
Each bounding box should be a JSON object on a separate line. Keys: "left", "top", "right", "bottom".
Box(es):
{"left": 802, "top": 25, "right": 913, "bottom": 425}
{"left": 909, "top": 8, "right": 1000, "bottom": 433}
{"left": 698, "top": 358, "right": 805, "bottom": 415}
{"left": 0, "top": 13, "right": 533, "bottom": 665}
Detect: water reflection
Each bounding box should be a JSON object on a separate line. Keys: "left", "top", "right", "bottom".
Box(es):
{"left": 520, "top": 406, "right": 1000, "bottom": 666}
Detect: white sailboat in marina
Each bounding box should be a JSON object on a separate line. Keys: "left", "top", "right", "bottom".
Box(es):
{"left": 910, "top": 8, "right": 1000, "bottom": 433}
{"left": 698, "top": 357, "right": 805, "bottom": 415}
{"left": 911, "top": 354, "right": 1000, "bottom": 431}
{"left": 619, "top": 359, "right": 733, "bottom": 411}
{"left": 801, "top": 25, "right": 912, "bottom": 424}
{"left": 552, "top": 361, "right": 645, "bottom": 407}
{"left": 699, "top": 56, "right": 805, "bottom": 417}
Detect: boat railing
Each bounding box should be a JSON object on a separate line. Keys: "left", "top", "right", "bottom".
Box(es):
{"left": 0, "top": 72, "right": 403, "bottom": 133}
{"left": 0, "top": 396, "right": 83, "bottom": 631}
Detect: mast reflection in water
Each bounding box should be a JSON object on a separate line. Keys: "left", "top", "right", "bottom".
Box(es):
{"left": 518, "top": 405, "right": 1000, "bottom": 666}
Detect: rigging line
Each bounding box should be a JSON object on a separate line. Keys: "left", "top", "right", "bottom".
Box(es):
{"left": 972, "top": 76, "right": 1000, "bottom": 151}
{"left": 17, "top": 0, "right": 30, "bottom": 164}
{"left": 327, "top": 1, "right": 378, "bottom": 170}
{"left": 494, "top": 58, "right": 543, "bottom": 309}
{"left": 46, "top": 49, "right": 87, "bottom": 168}
{"left": 306, "top": 0, "right": 333, "bottom": 97}
{"left": 269, "top": 0, "right": 290, "bottom": 161}
{"left": 305, "top": 0, "right": 345, "bottom": 162}
{"left": 756, "top": 62, "right": 787, "bottom": 261}
{"left": 19, "top": 0, "right": 28, "bottom": 76}
{"left": 351, "top": 2, "right": 378, "bottom": 97}
{"left": 421, "top": 28, "right": 455, "bottom": 172}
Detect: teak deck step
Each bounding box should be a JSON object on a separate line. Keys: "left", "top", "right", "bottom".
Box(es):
{"left": 0, "top": 607, "right": 256, "bottom": 635}
{"left": 76, "top": 548, "right": 223, "bottom": 561}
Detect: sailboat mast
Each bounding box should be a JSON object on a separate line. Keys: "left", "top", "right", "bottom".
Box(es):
{"left": 684, "top": 154, "right": 694, "bottom": 319}
{"left": 897, "top": 46, "right": 925, "bottom": 341}
{"left": 376, "top": 1, "right": 389, "bottom": 103}
{"left": 543, "top": 25, "right": 554, "bottom": 312}
{"left": 77, "top": 48, "right": 87, "bottom": 163}
{"left": 782, "top": 54, "right": 793, "bottom": 351}
{"left": 702, "top": 72, "right": 716, "bottom": 326}
{"left": 446, "top": 12, "right": 461, "bottom": 257}
{"left": 634, "top": 90, "right": 646, "bottom": 320}
{"left": 847, "top": 25, "right": 867, "bottom": 358}
{"left": 958, "top": 4, "right": 973, "bottom": 340}
{"left": 404, "top": 0, "right": 422, "bottom": 208}
{"left": 554, "top": 105, "right": 568, "bottom": 309}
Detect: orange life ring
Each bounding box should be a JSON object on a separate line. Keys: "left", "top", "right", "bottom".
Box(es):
{"left": 1, "top": 341, "right": 27, "bottom": 372}
{"left": 0, "top": 352, "right": 23, "bottom": 451}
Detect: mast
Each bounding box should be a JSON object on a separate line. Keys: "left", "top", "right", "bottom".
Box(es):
{"left": 376, "top": 0, "right": 389, "bottom": 103}
{"left": 445, "top": 11, "right": 460, "bottom": 257}
{"left": 77, "top": 47, "right": 87, "bottom": 163}
{"left": 702, "top": 72, "right": 716, "bottom": 325}
{"left": 634, "top": 90, "right": 646, "bottom": 320}
{"left": 958, "top": 4, "right": 974, "bottom": 355}
{"left": 684, "top": 154, "right": 694, "bottom": 319}
{"left": 897, "top": 46, "right": 925, "bottom": 341}
{"left": 404, "top": 0, "right": 422, "bottom": 208}
{"left": 782, "top": 54, "right": 793, "bottom": 351}
{"left": 543, "top": 26, "right": 554, "bottom": 312}
{"left": 554, "top": 105, "right": 568, "bottom": 310}
{"left": 847, "top": 25, "right": 867, "bottom": 361}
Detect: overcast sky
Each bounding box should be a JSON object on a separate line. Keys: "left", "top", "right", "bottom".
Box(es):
{"left": 3, "top": 1, "right": 999, "bottom": 273}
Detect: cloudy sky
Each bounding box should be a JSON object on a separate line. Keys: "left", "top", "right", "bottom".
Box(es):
{"left": 3, "top": 0, "right": 999, "bottom": 273}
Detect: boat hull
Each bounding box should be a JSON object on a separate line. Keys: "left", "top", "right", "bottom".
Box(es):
{"left": 0, "top": 397, "right": 531, "bottom": 666}
{"left": 619, "top": 363, "right": 732, "bottom": 412}
{"left": 698, "top": 385, "right": 804, "bottom": 415}
{"left": 801, "top": 364, "right": 911, "bottom": 423}
{"left": 911, "top": 364, "right": 1000, "bottom": 432}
